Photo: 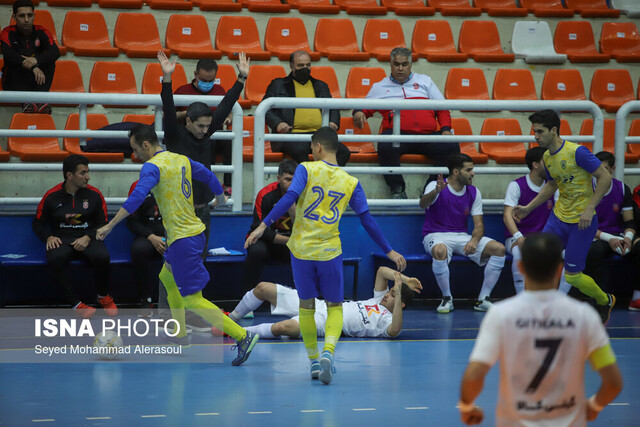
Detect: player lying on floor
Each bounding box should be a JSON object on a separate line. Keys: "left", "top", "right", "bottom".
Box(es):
{"left": 229, "top": 267, "right": 422, "bottom": 339}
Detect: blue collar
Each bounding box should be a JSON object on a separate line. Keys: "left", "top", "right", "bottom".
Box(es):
{"left": 390, "top": 73, "right": 413, "bottom": 85}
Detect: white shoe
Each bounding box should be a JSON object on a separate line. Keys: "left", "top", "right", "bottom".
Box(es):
{"left": 437, "top": 297, "right": 454, "bottom": 313}
{"left": 474, "top": 298, "right": 493, "bottom": 312}
{"left": 243, "top": 311, "right": 254, "bottom": 319}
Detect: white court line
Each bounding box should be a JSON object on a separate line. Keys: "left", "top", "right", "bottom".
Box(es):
{"left": 32, "top": 420, "right": 55, "bottom": 423}
{"left": 195, "top": 413, "right": 220, "bottom": 416}
{"left": 609, "top": 403, "right": 630, "bottom": 406}
{"left": 300, "top": 410, "right": 325, "bottom": 413}
{"left": 248, "top": 411, "right": 272, "bottom": 414}
{"left": 352, "top": 408, "right": 376, "bottom": 411}
{"left": 86, "top": 417, "right": 112, "bottom": 420}
{"left": 405, "top": 407, "right": 429, "bottom": 410}
{"left": 140, "top": 415, "right": 166, "bottom": 418}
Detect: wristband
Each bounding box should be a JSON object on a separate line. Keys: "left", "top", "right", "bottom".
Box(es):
{"left": 624, "top": 231, "right": 635, "bottom": 241}
{"left": 513, "top": 231, "right": 524, "bottom": 240}
{"left": 237, "top": 73, "right": 247, "bottom": 80}
{"left": 457, "top": 400, "right": 475, "bottom": 413}
{"left": 599, "top": 232, "right": 618, "bottom": 243}
{"left": 588, "top": 395, "right": 604, "bottom": 412}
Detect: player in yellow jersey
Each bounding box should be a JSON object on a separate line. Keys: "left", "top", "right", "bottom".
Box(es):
{"left": 96, "top": 125, "right": 259, "bottom": 366}
{"left": 513, "top": 110, "right": 616, "bottom": 324}
{"left": 245, "top": 127, "right": 406, "bottom": 384}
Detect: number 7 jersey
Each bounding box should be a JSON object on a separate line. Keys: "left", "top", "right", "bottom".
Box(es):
{"left": 287, "top": 161, "right": 359, "bottom": 261}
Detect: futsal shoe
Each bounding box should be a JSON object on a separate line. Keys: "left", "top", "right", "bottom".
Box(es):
{"left": 319, "top": 350, "right": 335, "bottom": 385}
{"left": 98, "top": 295, "right": 118, "bottom": 316}
{"left": 231, "top": 331, "right": 259, "bottom": 366}
{"left": 597, "top": 293, "right": 616, "bottom": 324}
{"left": 74, "top": 302, "right": 96, "bottom": 319}
{"left": 167, "top": 333, "right": 191, "bottom": 348}
{"left": 310, "top": 359, "right": 320, "bottom": 380}
{"left": 474, "top": 298, "right": 493, "bottom": 312}
{"left": 629, "top": 299, "right": 640, "bottom": 311}
{"left": 437, "top": 297, "right": 454, "bottom": 313}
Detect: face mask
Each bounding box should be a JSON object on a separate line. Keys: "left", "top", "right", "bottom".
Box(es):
{"left": 293, "top": 68, "right": 311, "bottom": 84}
{"left": 197, "top": 80, "right": 215, "bottom": 93}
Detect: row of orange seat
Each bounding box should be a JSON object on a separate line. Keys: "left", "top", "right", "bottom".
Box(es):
{"left": 3, "top": 113, "right": 640, "bottom": 164}
{"left": 0, "top": 0, "right": 622, "bottom": 18}
{"left": 9, "top": 57, "right": 635, "bottom": 113}
{"left": 5, "top": 10, "right": 638, "bottom": 64}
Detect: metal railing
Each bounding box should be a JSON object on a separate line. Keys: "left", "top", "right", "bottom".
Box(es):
{"left": 254, "top": 98, "right": 604, "bottom": 206}
{"left": 0, "top": 91, "right": 244, "bottom": 211}
{"left": 615, "top": 101, "right": 640, "bottom": 180}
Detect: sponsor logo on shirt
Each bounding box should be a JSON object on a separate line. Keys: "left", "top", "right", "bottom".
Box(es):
{"left": 82, "top": 200, "right": 89, "bottom": 209}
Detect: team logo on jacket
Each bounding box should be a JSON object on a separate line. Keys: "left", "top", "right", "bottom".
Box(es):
{"left": 35, "top": 39, "right": 40, "bottom": 47}
{"left": 613, "top": 203, "right": 620, "bottom": 213}
{"left": 83, "top": 200, "right": 89, "bottom": 209}
{"left": 413, "top": 83, "right": 419, "bottom": 90}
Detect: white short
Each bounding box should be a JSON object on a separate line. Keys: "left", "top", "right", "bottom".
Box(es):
{"left": 271, "top": 285, "right": 327, "bottom": 337}
{"left": 423, "top": 232, "right": 495, "bottom": 266}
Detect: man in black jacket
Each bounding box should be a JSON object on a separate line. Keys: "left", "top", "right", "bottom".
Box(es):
{"left": 1, "top": 0, "right": 60, "bottom": 113}
{"left": 32, "top": 155, "right": 117, "bottom": 318}
{"left": 157, "top": 51, "right": 249, "bottom": 252}
{"left": 263, "top": 51, "right": 350, "bottom": 166}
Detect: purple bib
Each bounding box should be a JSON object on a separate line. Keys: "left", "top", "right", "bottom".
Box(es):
{"left": 595, "top": 179, "right": 624, "bottom": 235}
{"left": 422, "top": 184, "right": 477, "bottom": 237}
{"left": 505, "top": 176, "right": 554, "bottom": 238}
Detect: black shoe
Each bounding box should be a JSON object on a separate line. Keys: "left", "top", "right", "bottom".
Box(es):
{"left": 596, "top": 293, "right": 616, "bottom": 324}
{"left": 37, "top": 103, "right": 52, "bottom": 114}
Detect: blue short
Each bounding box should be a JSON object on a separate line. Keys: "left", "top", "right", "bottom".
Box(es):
{"left": 543, "top": 211, "right": 597, "bottom": 273}
{"left": 165, "top": 233, "right": 209, "bottom": 297}
{"left": 290, "top": 254, "right": 344, "bottom": 303}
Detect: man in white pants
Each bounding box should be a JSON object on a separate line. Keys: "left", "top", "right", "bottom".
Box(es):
{"left": 459, "top": 232, "right": 623, "bottom": 426}
{"left": 420, "top": 153, "right": 506, "bottom": 313}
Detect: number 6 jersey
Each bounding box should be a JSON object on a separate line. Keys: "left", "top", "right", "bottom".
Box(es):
{"left": 469, "top": 290, "right": 614, "bottom": 426}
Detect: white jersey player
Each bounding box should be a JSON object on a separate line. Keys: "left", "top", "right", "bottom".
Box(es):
{"left": 228, "top": 267, "right": 422, "bottom": 339}
{"left": 459, "top": 233, "right": 622, "bottom": 426}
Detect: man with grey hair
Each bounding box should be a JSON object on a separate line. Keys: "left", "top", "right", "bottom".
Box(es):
{"left": 263, "top": 50, "right": 350, "bottom": 166}
{"left": 353, "top": 47, "right": 459, "bottom": 199}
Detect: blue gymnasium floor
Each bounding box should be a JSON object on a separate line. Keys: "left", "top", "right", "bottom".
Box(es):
{"left": 1, "top": 307, "right": 639, "bottom": 427}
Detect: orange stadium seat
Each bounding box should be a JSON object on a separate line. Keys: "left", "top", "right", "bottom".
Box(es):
{"left": 314, "top": 18, "right": 371, "bottom": 61}
{"left": 519, "top": 0, "right": 574, "bottom": 17}
{"left": 580, "top": 119, "right": 640, "bottom": 163}
{"left": 10, "top": 10, "right": 67, "bottom": 55}
{"left": 311, "top": 66, "right": 341, "bottom": 98}
{"left": 147, "top": 0, "right": 193, "bottom": 10}
{"left": 599, "top": 22, "right": 640, "bottom": 63}
{"left": 492, "top": 69, "right": 537, "bottom": 101}
{"left": 192, "top": 0, "right": 242, "bottom": 11}
{"left": 0, "top": 147, "right": 9, "bottom": 162}
{"left": 444, "top": 68, "right": 490, "bottom": 100}
{"left": 123, "top": 114, "right": 155, "bottom": 125}
{"left": 472, "top": 0, "right": 527, "bottom": 16}
{"left": 63, "top": 114, "right": 124, "bottom": 163}
{"left": 338, "top": 117, "right": 377, "bottom": 163}
{"left": 554, "top": 21, "right": 610, "bottom": 63}
{"left": 590, "top": 69, "right": 635, "bottom": 113}
{"left": 244, "top": 65, "right": 287, "bottom": 106}
{"left": 381, "top": 0, "right": 435, "bottom": 16}
{"left": 97, "top": 0, "right": 143, "bottom": 8}
{"left": 451, "top": 117, "right": 488, "bottom": 164}
{"left": 345, "top": 67, "right": 386, "bottom": 98}
{"left": 215, "top": 16, "right": 272, "bottom": 60}
{"left": 114, "top": 13, "right": 170, "bottom": 58}
{"left": 8, "top": 113, "right": 69, "bottom": 162}
{"left": 411, "top": 20, "right": 468, "bottom": 62}
{"left": 243, "top": 0, "right": 291, "bottom": 12}
{"left": 479, "top": 118, "right": 526, "bottom": 164}
{"left": 428, "top": 0, "right": 481, "bottom": 16}
{"left": 165, "top": 14, "right": 221, "bottom": 59}
{"left": 540, "top": 69, "right": 586, "bottom": 101}
{"left": 46, "top": 0, "right": 92, "bottom": 7}
{"left": 62, "top": 11, "right": 119, "bottom": 57}
{"left": 89, "top": 62, "right": 139, "bottom": 108}
{"left": 141, "top": 63, "right": 188, "bottom": 94}
{"left": 564, "top": 0, "right": 620, "bottom": 18}
{"left": 213, "top": 64, "right": 252, "bottom": 108}
{"left": 264, "top": 17, "right": 320, "bottom": 61}
{"left": 458, "top": 21, "right": 515, "bottom": 62}
{"left": 334, "top": 0, "right": 387, "bottom": 15}
{"left": 50, "top": 60, "right": 85, "bottom": 93}
{"left": 230, "top": 116, "right": 284, "bottom": 162}
{"left": 362, "top": 19, "right": 407, "bottom": 61}
{"left": 289, "top": 0, "right": 340, "bottom": 14}
{"left": 628, "top": 120, "right": 640, "bottom": 157}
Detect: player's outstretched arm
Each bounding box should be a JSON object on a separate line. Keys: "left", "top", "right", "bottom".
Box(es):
{"left": 513, "top": 180, "right": 557, "bottom": 222}
{"left": 96, "top": 208, "right": 130, "bottom": 241}
{"left": 587, "top": 356, "right": 623, "bottom": 421}
{"left": 459, "top": 361, "right": 490, "bottom": 425}
{"left": 374, "top": 266, "right": 421, "bottom": 293}
{"left": 386, "top": 272, "right": 404, "bottom": 338}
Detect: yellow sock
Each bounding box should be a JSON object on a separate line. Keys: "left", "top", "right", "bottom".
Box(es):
{"left": 565, "top": 272, "right": 609, "bottom": 305}
{"left": 159, "top": 266, "right": 187, "bottom": 338}
{"left": 323, "top": 305, "right": 343, "bottom": 355}
{"left": 299, "top": 308, "right": 319, "bottom": 360}
{"left": 183, "top": 292, "right": 247, "bottom": 341}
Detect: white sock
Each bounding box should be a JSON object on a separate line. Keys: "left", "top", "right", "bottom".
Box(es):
{"left": 479, "top": 256, "right": 505, "bottom": 300}
{"left": 432, "top": 259, "right": 451, "bottom": 297}
{"left": 633, "top": 290, "right": 640, "bottom": 301}
{"left": 558, "top": 270, "right": 572, "bottom": 294}
{"left": 245, "top": 323, "right": 275, "bottom": 339}
{"left": 231, "top": 290, "right": 263, "bottom": 321}
{"left": 511, "top": 246, "right": 525, "bottom": 294}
